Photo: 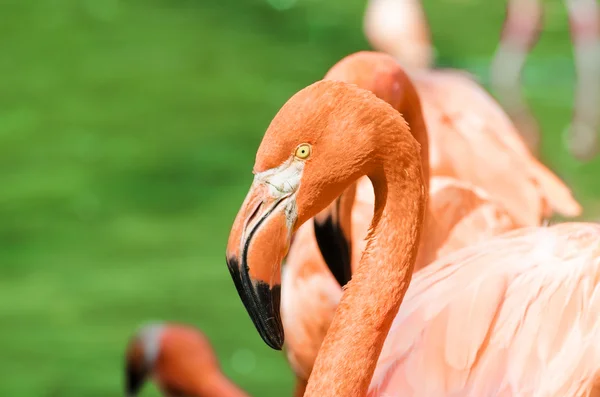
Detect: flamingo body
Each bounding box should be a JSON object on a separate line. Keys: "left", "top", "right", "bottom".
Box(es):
{"left": 413, "top": 69, "right": 581, "bottom": 225}
{"left": 372, "top": 222, "right": 600, "bottom": 397}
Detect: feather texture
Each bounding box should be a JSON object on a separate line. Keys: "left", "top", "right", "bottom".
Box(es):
{"left": 413, "top": 70, "right": 581, "bottom": 225}
{"left": 371, "top": 223, "right": 600, "bottom": 397}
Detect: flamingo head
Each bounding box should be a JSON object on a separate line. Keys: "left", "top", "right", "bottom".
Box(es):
{"left": 325, "top": 51, "right": 412, "bottom": 112}
{"left": 225, "top": 80, "right": 395, "bottom": 349}
{"left": 124, "top": 323, "right": 165, "bottom": 396}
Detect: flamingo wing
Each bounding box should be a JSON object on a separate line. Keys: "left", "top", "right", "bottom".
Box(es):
{"left": 413, "top": 70, "right": 582, "bottom": 226}
{"left": 350, "top": 176, "right": 519, "bottom": 271}
{"left": 416, "top": 176, "right": 519, "bottom": 268}
{"left": 371, "top": 222, "right": 600, "bottom": 397}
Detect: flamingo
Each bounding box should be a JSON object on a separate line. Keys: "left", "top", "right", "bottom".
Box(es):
{"left": 225, "top": 80, "right": 600, "bottom": 396}
{"left": 281, "top": 53, "right": 518, "bottom": 393}
{"left": 369, "top": 222, "right": 600, "bottom": 396}
{"left": 412, "top": 67, "right": 582, "bottom": 226}
{"left": 490, "top": 0, "right": 600, "bottom": 160}
{"left": 364, "top": 0, "right": 600, "bottom": 160}
{"left": 124, "top": 323, "right": 249, "bottom": 397}
{"left": 325, "top": 52, "right": 581, "bottom": 228}
{"left": 363, "top": 0, "right": 434, "bottom": 70}
{"left": 279, "top": 51, "right": 581, "bottom": 393}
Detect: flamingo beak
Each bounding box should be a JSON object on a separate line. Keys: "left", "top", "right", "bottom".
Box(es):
{"left": 125, "top": 364, "right": 147, "bottom": 397}
{"left": 313, "top": 197, "right": 353, "bottom": 288}
{"left": 124, "top": 340, "right": 149, "bottom": 396}
{"left": 226, "top": 181, "right": 295, "bottom": 350}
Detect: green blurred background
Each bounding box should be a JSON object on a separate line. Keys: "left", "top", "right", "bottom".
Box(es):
{"left": 1, "top": 0, "right": 599, "bottom": 396}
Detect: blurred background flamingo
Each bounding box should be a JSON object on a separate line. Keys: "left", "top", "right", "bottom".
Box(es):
{"left": 491, "top": 0, "right": 600, "bottom": 160}
{"left": 125, "top": 323, "right": 249, "bottom": 397}
{"left": 364, "top": 0, "right": 600, "bottom": 161}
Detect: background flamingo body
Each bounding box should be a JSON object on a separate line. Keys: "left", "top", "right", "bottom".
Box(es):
{"left": 412, "top": 68, "right": 582, "bottom": 225}
{"left": 351, "top": 176, "right": 521, "bottom": 268}
{"left": 371, "top": 222, "right": 600, "bottom": 397}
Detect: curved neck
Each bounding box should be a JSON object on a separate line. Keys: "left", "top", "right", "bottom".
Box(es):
{"left": 190, "top": 372, "right": 250, "bottom": 397}
{"left": 313, "top": 71, "right": 430, "bottom": 288}
{"left": 304, "top": 135, "right": 426, "bottom": 396}
{"left": 392, "top": 78, "right": 430, "bottom": 185}
{"left": 293, "top": 378, "right": 307, "bottom": 397}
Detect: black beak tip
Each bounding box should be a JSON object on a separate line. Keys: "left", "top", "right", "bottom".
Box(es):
{"left": 226, "top": 255, "right": 285, "bottom": 350}
{"left": 125, "top": 365, "right": 146, "bottom": 397}
{"left": 264, "top": 337, "right": 284, "bottom": 350}
{"left": 245, "top": 282, "right": 284, "bottom": 350}
{"left": 259, "top": 313, "right": 284, "bottom": 350}
{"left": 261, "top": 331, "right": 284, "bottom": 350}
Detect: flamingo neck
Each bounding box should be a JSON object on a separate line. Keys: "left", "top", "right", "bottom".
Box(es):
{"left": 390, "top": 76, "right": 430, "bottom": 185}
{"left": 386, "top": 79, "right": 432, "bottom": 269}
{"left": 187, "top": 371, "right": 250, "bottom": 397}
{"left": 304, "top": 141, "right": 426, "bottom": 397}
{"left": 346, "top": 79, "right": 431, "bottom": 274}
{"left": 293, "top": 379, "right": 307, "bottom": 397}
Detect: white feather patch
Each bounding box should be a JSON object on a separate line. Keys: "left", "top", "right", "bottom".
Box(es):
{"left": 254, "top": 157, "right": 305, "bottom": 230}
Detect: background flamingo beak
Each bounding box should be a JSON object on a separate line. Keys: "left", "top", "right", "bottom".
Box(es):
{"left": 125, "top": 363, "right": 147, "bottom": 397}
{"left": 313, "top": 196, "right": 353, "bottom": 288}
{"left": 226, "top": 183, "right": 293, "bottom": 350}
{"left": 124, "top": 340, "right": 149, "bottom": 397}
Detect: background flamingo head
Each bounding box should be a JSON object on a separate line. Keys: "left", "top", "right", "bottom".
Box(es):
{"left": 325, "top": 51, "right": 412, "bottom": 112}
{"left": 124, "top": 323, "right": 165, "bottom": 396}
{"left": 124, "top": 323, "right": 224, "bottom": 397}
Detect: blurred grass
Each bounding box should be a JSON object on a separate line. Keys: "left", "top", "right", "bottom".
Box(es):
{"left": 0, "top": 0, "right": 599, "bottom": 396}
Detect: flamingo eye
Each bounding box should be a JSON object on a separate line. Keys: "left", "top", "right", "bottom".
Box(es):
{"left": 294, "top": 143, "right": 312, "bottom": 160}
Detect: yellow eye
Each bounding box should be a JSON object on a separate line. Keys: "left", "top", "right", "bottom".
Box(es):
{"left": 294, "top": 143, "right": 312, "bottom": 159}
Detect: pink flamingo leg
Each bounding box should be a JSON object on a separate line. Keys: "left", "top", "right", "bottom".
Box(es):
{"left": 564, "top": 0, "right": 600, "bottom": 161}
{"left": 490, "top": 0, "right": 544, "bottom": 156}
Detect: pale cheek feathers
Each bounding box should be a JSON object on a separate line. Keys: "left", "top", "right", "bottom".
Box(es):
{"left": 255, "top": 157, "right": 304, "bottom": 196}
{"left": 138, "top": 323, "right": 166, "bottom": 368}
{"left": 254, "top": 157, "right": 304, "bottom": 231}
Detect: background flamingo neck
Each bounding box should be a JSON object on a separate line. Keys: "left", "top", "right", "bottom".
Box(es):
{"left": 304, "top": 146, "right": 426, "bottom": 397}
{"left": 293, "top": 378, "right": 308, "bottom": 397}
{"left": 192, "top": 372, "right": 250, "bottom": 397}
{"left": 389, "top": 76, "right": 432, "bottom": 268}
{"left": 322, "top": 74, "right": 430, "bottom": 274}
{"left": 346, "top": 80, "right": 431, "bottom": 275}
{"left": 385, "top": 73, "right": 430, "bottom": 186}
